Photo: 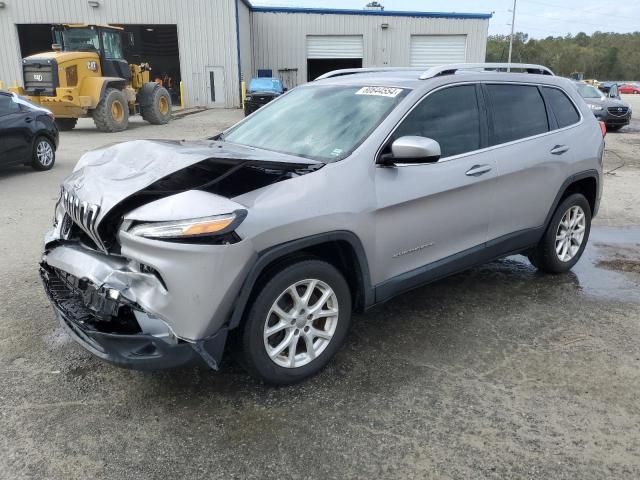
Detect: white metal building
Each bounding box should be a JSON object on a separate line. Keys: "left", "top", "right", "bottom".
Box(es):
{"left": 0, "top": 0, "right": 491, "bottom": 108}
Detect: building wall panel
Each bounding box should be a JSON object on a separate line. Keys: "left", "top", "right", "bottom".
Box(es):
{"left": 238, "top": 0, "right": 253, "bottom": 87}
{"left": 251, "top": 11, "right": 489, "bottom": 86}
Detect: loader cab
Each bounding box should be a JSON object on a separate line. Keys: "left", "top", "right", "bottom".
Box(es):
{"left": 54, "top": 25, "right": 131, "bottom": 80}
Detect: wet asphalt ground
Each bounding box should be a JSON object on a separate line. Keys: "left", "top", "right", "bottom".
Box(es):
{"left": 1, "top": 99, "right": 639, "bottom": 479}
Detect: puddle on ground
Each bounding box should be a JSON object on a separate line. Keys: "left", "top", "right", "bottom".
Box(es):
{"left": 510, "top": 226, "right": 640, "bottom": 303}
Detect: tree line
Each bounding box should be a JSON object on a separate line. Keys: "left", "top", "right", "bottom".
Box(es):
{"left": 486, "top": 32, "right": 640, "bottom": 81}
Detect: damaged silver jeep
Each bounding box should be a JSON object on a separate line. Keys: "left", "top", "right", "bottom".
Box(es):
{"left": 41, "top": 63, "right": 603, "bottom": 384}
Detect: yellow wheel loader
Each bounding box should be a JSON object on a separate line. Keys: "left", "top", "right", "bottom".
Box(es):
{"left": 10, "top": 24, "right": 171, "bottom": 132}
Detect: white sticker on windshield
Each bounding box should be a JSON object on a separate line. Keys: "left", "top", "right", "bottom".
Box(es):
{"left": 356, "top": 86, "right": 403, "bottom": 98}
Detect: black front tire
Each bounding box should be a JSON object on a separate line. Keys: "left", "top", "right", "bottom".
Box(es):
{"left": 237, "top": 259, "right": 352, "bottom": 385}
{"left": 92, "top": 88, "right": 129, "bottom": 132}
{"left": 55, "top": 118, "right": 77, "bottom": 131}
{"left": 528, "top": 193, "right": 591, "bottom": 273}
{"left": 141, "top": 85, "right": 172, "bottom": 125}
{"left": 31, "top": 136, "right": 55, "bottom": 171}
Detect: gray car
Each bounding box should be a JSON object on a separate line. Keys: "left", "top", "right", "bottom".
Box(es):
{"left": 573, "top": 81, "right": 631, "bottom": 130}
{"left": 40, "top": 63, "right": 604, "bottom": 384}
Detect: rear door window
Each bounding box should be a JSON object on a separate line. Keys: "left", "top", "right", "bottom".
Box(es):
{"left": 542, "top": 87, "right": 580, "bottom": 128}
{"left": 392, "top": 85, "right": 482, "bottom": 158}
{"left": 487, "top": 84, "right": 549, "bottom": 145}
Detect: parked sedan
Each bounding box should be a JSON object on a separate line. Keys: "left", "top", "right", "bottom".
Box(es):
{"left": 243, "top": 77, "right": 285, "bottom": 116}
{"left": 0, "top": 91, "right": 58, "bottom": 170}
{"left": 619, "top": 83, "right": 640, "bottom": 94}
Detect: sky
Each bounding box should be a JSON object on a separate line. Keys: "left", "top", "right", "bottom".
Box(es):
{"left": 250, "top": 0, "right": 640, "bottom": 39}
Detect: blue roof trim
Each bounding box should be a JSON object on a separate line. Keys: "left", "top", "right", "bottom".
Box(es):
{"left": 249, "top": 6, "right": 492, "bottom": 20}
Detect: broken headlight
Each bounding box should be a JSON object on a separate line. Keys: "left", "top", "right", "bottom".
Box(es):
{"left": 127, "top": 210, "right": 246, "bottom": 240}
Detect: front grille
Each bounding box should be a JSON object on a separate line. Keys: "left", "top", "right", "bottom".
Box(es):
{"left": 23, "top": 59, "right": 58, "bottom": 96}
{"left": 61, "top": 188, "right": 106, "bottom": 252}
{"left": 607, "top": 106, "right": 629, "bottom": 116}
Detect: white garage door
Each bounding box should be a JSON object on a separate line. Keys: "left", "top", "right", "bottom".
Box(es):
{"left": 410, "top": 35, "right": 467, "bottom": 67}
{"left": 307, "top": 35, "right": 364, "bottom": 59}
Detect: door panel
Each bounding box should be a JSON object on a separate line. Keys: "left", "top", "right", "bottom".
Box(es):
{"left": 373, "top": 84, "right": 494, "bottom": 285}
{"left": 488, "top": 136, "right": 568, "bottom": 239}
{"left": 485, "top": 83, "right": 572, "bottom": 240}
{"left": 0, "top": 96, "right": 30, "bottom": 166}
{"left": 205, "top": 67, "right": 225, "bottom": 108}
{"left": 374, "top": 155, "right": 496, "bottom": 284}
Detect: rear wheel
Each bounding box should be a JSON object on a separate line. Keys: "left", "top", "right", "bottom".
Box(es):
{"left": 528, "top": 193, "right": 591, "bottom": 273}
{"left": 141, "top": 85, "right": 172, "bottom": 125}
{"left": 93, "top": 88, "right": 129, "bottom": 132}
{"left": 31, "top": 136, "right": 55, "bottom": 171}
{"left": 237, "top": 259, "right": 352, "bottom": 384}
{"left": 55, "top": 118, "right": 77, "bottom": 131}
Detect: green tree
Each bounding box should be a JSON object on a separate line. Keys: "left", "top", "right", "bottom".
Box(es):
{"left": 486, "top": 31, "right": 640, "bottom": 80}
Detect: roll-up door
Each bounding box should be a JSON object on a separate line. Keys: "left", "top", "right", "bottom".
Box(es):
{"left": 307, "top": 35, "right": 364, "bottom": 59}
{"left": 410, "top": 35, "right": 467, "bottom": 67}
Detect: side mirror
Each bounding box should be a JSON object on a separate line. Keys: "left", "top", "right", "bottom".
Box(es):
{"left": 379, "top": 136, "right": 441, "bottom": 165}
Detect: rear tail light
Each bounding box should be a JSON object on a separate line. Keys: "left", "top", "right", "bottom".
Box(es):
{"left": 599, "top": 121, "right": 607, "bottom": 137}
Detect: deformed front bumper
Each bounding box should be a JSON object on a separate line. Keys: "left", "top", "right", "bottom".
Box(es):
{"left": 40, "top": 263, "right": 229, "bottom": 370}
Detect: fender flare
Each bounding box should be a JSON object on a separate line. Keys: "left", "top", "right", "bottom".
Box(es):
{"left": 227, "top": 231, "right": 374, "bottom": 330}
{"left": 79, "top": 77, "right": 126, "bottom": 108}
{"left": 543, "top": 169, "right": 600, "bottom": 230}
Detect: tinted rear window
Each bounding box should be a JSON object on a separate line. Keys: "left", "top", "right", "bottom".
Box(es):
{"left": 487, "top": 84, "right": 549, "bottom": 145}
{"left": 542, "top": 87, "right": 580, "bottom": 128}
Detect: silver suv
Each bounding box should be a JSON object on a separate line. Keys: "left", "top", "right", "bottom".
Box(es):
{"left": 41, "top": 63, "right": 604, "bottom": 384}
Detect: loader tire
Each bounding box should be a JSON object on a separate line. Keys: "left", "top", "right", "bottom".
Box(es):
{"left": 141, "top": 85, "right": 171, "bottom": 125}
{"left": 92, "top": 88, "right": 129, "bottom": 132}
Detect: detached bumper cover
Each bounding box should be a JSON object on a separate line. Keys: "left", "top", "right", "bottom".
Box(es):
{"left": 55, "top": 307, "right": 197, "bottom": 370}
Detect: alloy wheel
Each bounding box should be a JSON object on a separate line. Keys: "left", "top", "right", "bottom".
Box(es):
{"left": 263, "top": 279, "right": 339, "bottom": 368}
{"left": 555, "top": 205, "right": 586, "bottom": 262}
{"left": 36, "top": 140, "right": 54, "bottom": 167}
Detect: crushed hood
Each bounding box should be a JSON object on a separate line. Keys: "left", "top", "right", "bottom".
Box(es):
{"left": 63, "top": 139, "right": 321, "bottom": 225}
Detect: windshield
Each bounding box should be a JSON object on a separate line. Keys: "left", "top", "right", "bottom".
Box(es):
{"left": 62, "top": 28, "right": 100, "bottom": 52}
{"left": 224, "top": 85, "right": 408, "bottom": 161}
{"left": 575, "top": 83, "right": 604, "bottom": 99}
{"left": 248, "top": 78, "right": 283, "bottom": 93}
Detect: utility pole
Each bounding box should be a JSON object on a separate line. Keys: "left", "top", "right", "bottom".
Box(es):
{"left": 507, "top": 0, "right": 517, "bottom": 71}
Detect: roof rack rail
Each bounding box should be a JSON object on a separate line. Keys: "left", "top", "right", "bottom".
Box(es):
{"left": 419, "top": 63, "right": 555, "bottom": 80}
{"left": 315, "top": 67, "right": 419, "bottom": 81}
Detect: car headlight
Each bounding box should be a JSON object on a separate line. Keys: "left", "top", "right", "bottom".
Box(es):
{"left": 589, "top": 104, "right": 603, "bottom": 111}
{"left": 127, "top": 211, "right": 246, "bottom": 240}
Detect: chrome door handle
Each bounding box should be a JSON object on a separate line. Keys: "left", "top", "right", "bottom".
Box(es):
{"left": 465, "top": 164, "right": 492, "bottom": 177}
{"left": 550, "top": 145, "right": 569, "bottom": 155}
